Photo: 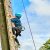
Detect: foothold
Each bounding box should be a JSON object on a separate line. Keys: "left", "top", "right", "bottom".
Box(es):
{"left": 9, "top": 14, "right": 11, "bottom": 18}
{"left": 10, "top": 32, "right": 11, "bottom": 33}
{"left": 12, "top": 35, "right": 16, "bottom": 38}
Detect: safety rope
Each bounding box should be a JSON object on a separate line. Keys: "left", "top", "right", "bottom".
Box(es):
{"left": 21, "top": 0, "right": 36, "bottom": 50}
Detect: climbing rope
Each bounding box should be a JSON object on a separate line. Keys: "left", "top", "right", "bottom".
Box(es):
{"left": 21, "top": 0, "right": 36, "bottom": 50}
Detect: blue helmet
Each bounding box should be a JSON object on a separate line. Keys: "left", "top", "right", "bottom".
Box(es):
{"left": 11, "top": 18, "right": 21, "bottom": 27}
{"left": 15, "top": 13, "right": 21, "bottom": 19}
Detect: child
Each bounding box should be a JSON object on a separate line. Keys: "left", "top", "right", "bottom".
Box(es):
{"left": 11, "top": 14, "right": 22, "bottom": 45}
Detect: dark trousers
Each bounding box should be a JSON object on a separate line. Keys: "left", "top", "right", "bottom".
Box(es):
{"left": 12, "top": 27, "right": 21, "bottom": 37}
{"left": 15, "top": 38, "right": 20, "bottom": 45}
{"left": 12, "top": 27, "right": 21, "bottom": 45}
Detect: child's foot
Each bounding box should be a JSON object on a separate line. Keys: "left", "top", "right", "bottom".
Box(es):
{"left": 19, "top": 34, "right": 21, "bottom": 36}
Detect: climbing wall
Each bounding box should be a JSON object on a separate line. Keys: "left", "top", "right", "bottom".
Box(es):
{"left": 3, "top": 0, "right": 18, "bottom": 50}
{"left": 0, "top": 32, "right": 1, "bottom": 50}
{"left": 0, "top": 0, "right": 10, "bottom": 50}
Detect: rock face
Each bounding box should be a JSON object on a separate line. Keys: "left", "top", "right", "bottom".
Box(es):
{"left": 0, "top": 0, "right": 10, "bottom": 50}
{"left": 4, "top": 0, "right": 18, "bottom": 50}
{"left": 0, "top": 36, "right": 2, "bottom": 50}
{"left": 0, "top": 0, "right": 18, "bottom": 50}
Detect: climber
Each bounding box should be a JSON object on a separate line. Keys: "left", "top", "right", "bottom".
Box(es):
{"left": 11, "top": 14, "right": 22, "bottom": 36}
{"left": 11, "top": 14, "right": 22, "bottom": 45}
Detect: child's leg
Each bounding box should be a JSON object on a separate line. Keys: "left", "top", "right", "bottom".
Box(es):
{"left": 15, "top": 38, "right": 20, "bottom": 45}
{"left": 15, "top": 28, "right": 21, "bottom": 36}
{"left": 12, "top": 27, "right": 16, "bottom": 35}
{"left": 12, "top": 27, "right": 18, "bottom": 37}
{"left": 12, "top": 27, "right": 21, "bottom": 37}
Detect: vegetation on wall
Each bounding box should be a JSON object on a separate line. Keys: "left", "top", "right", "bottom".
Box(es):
{"left": 39, "top": 39, "right": 50, "bottom": 50}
